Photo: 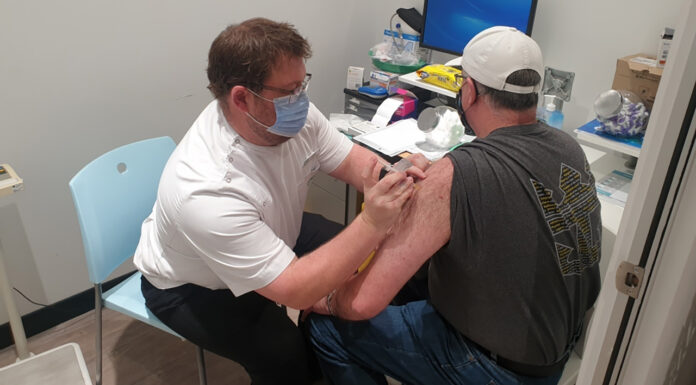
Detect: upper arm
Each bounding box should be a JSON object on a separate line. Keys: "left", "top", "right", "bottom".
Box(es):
{"left": 345, "top": 157, "right": 453, "bottom": 318}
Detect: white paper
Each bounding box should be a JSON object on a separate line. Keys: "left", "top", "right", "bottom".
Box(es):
{"left": 354, "top": 118, "right": 424, "bottom": 156}
{"left": 371, "top": 96, "right": 403, "bottom": 127}
{"left": 351, "top": 120, "right": 380, "bottom": 134}
{"left": 329, "top": 113, "right": 361, "bottom": 133}
{"left": 610, "top": 190, "right": 628, "bottom": 203}
{"left": 629, "top": 56, "right": 657, "bottom": 66}
{"left": 346, "top": 66, "right": 364, "bottom": 90}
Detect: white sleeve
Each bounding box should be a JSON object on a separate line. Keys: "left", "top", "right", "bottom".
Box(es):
{"left": 178, "top": 192, "right": 295, "bottom": 296}
{"left": 306, "top": 103, "right": 352, "bottom": 173}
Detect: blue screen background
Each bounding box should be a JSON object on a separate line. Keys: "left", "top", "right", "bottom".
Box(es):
{"left": 421, "top": 0, "right": 535, "bottom": 55}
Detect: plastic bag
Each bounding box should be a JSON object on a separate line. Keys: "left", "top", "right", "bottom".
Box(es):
{"left": 369, "top": 41, "right": 420, "bottom": 66}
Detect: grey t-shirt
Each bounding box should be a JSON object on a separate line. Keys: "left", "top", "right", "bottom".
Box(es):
{"left": 432, "top": 123, "right": 602, "bottom": 366}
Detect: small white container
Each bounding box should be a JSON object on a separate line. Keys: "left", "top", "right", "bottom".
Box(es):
{"left": 657, "top": 27, "right": 675, "bottom": 68}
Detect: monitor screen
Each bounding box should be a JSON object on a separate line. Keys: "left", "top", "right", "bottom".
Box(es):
{"left": 420, "top": 0, "right": 538, "bottom": 56}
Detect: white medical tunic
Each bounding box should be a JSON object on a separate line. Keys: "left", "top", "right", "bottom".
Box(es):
{"left": 134, "top": 100, "right": 352, "bottom": 296}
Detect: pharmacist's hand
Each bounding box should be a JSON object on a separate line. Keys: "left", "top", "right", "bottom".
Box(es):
{"left": 406, "top": 153, "right": 431, "bottom": 178}
{"left": 361, "top": 158, "right": 415, "bottom": 233}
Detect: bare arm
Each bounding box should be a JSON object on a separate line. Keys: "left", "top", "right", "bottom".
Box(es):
{"left": 331, "top": 144, "right": 427, "bottom": 191}
{"left": 311, "top": 157, "right": 453, "bottom": 320}
{"left": 256, "top": 159, "right": 415, "bottom": 309}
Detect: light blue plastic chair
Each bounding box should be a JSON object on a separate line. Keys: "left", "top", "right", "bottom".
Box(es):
{"left": 69, "top": 137, "right": 207, "bottom": 385}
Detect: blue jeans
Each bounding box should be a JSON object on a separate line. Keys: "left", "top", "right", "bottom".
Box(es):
{"left": 307, "top": 300, "right": 563, "bottom": 385}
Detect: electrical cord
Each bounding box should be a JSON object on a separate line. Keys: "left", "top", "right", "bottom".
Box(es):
{"left": 13, "top": 287, "right": 49, "bottom": 307}
{"left": 12, "top": 286, "right": 85, "bottom": 318}
{"left": 389, "top": 13, "right": 405, "bottom": 53}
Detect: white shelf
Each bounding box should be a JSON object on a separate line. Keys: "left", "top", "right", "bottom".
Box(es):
{"left": 579, "top": 145, "right": 627, "bottom": 283}
{"left": 398, "top": 71, "right": 457, "bottom": 98}
{"left": 579, "top": 145, "right": 627, "bottom": 235}
{"left": 575, "top": 128, "right": 641, "bottom": 158}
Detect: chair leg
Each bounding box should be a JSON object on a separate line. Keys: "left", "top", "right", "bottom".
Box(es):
{"left": 95, "top": 284, "right": 103, "bottom": 385}
{"left": 196, "top": 346, "right": 207, "bottom": 385}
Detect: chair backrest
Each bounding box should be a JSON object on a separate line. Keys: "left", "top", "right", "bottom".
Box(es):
{"left": 69, "top": 137, "right": 176, "bottom": 284}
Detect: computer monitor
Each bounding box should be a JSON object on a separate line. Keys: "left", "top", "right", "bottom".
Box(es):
{"left": 420, "top": 0, "right": 538, "bottom": 56}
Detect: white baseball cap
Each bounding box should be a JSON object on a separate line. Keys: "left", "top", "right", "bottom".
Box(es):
{"left": 460, "top": 26, "right": 544, "bottom": 94}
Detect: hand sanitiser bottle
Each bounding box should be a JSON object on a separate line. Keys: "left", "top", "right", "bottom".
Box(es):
{"left": 544, "top": 101, "right": 564, "bottom": 130}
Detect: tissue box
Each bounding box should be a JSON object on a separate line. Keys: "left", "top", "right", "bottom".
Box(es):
{"left": 390, "top": 89, "right": 418, "bottom": 123}
{"left": 394, "top": 94, "right": 416, "bottom": 117}
{"left": 611, "top": 54, "right": 663, "bottom": 110}
{"left": 369, "top": 70, "right": 399, "bottom": 95}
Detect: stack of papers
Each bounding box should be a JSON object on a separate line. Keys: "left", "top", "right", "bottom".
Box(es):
{"left": 353, "top": 118, "right": 476, "bottom": 160}
{"left": 353, "top": 119, "right": 424, "bottom": 156}
{"left": 329, "top": 113, "right": 380, "bottom": 137}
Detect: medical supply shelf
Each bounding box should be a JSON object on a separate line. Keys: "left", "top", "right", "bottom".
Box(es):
{"left": 398, "top": 71, "right": 457, "bottom": 99}
{"left": 582, "top": 146, "right": 627, "bottom": 234}
{"left": 575, "top": 119, "right": 642, "bottom": 158}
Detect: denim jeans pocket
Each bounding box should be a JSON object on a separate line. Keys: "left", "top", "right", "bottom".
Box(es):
{"left": 439, "top": 357, "right": 502, "bottom": 384}
{"left": 439, "top": 333, "right": 522, "bottom": 385}
{"left": 475, "top": 352, "right": 523, "bottom": 385}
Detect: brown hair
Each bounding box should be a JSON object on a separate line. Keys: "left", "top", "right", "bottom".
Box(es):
{"left": 206, "top": 18, "right": 312, "bottom": 100}
{"left": 476, "top": 69, "right": 541, "bottom": 110}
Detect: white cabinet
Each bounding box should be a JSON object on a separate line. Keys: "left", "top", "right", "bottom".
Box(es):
{"left": 574, "top": 120, "right": 642, "bottom": 282}
{"left": 579, "top": 145, "right": 629, "bottom": 280}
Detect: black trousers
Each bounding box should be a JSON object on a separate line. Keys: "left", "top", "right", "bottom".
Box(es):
{"left": 141, "top": 212, "right": 344, "bottom": 385}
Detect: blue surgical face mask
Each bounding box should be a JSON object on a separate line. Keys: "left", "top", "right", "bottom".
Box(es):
{"left": 246, "top": 90, "right": 310, "bottom": 137}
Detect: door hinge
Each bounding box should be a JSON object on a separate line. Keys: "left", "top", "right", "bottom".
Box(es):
{"left": 616, "top": 261, "right": 645, "bottom": 299}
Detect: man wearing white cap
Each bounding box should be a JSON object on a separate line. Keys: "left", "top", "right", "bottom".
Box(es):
{"left": 306, "top": 26, "right": 602, "bottom": 385}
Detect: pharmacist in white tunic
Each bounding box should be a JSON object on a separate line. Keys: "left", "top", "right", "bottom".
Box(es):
{"left": 133, "top": 18, "right": 424, "bottom": 385}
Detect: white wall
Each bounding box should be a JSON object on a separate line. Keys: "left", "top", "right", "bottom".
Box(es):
{"left": 533, "top": 0, "right": 683, "bottom": 131}
{"left": 0, "top": 0, "right": 420, "bottom": 323}
{"left": 0, "top": 0, "right": 683, "bottom": 325}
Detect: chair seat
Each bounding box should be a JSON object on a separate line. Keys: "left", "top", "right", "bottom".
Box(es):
{"left": 103, "top": 272, "right": 183, "bottom": 339}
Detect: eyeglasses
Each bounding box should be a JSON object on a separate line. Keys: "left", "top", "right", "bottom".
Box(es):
{"left": 254, "top": 73, "right": 312, "bottom": 104}
{"left": 455, "top": 72, "right": 479, "bottom": 96}
{"left": 454, "top": 73, "right": 466, "bottom": 88}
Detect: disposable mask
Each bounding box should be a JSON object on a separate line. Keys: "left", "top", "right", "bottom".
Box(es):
{"left": 247, "top": 91, "right": 310, "bottom": 137}
{"left": 456, "top": 92, "right": 473, "bottom": 134}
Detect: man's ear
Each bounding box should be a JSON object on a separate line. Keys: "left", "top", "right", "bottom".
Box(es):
{"left": 229, "top": 86, "right": 250, "bottom": 112}
{"left": 461, "top": 77, "right": 477, "bottom": 110}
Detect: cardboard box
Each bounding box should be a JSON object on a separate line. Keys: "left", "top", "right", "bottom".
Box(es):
{"left": 612, "top": 54, "right": 663, "bottom": 110}
{"left": 369, "top": 70, "right": 399, "bottom": 95}
{"left": 382, "top": 29, "right": 421, "bottom": 56}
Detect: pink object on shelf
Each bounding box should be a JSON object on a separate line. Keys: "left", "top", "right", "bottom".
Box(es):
{"left": 394, "top": 88, "right": 417, "bottom": 117}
